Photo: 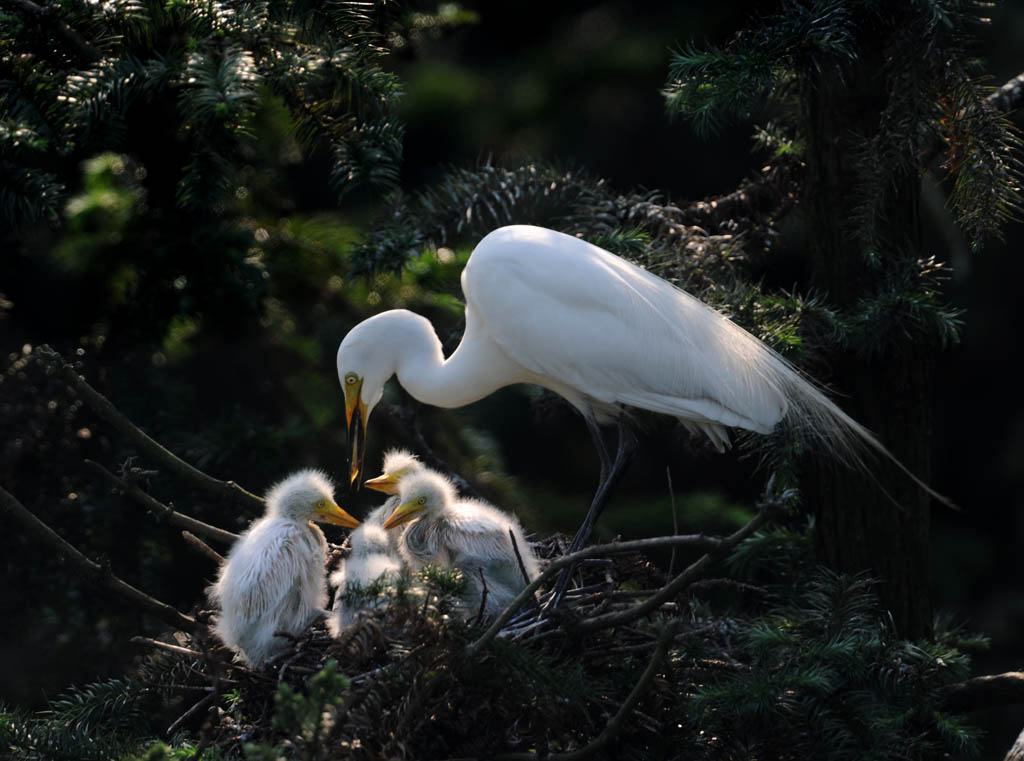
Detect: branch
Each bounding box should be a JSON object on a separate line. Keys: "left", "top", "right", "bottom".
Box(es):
{"left": 85, "top": 459, "right": 239, "bottom": 545}
{"left": 0, "top": 484, "right": 198, "bottom": 632}
{"left": 182, "top": 531, "right": 226, "bottom": 564}
{"left": 1004, "top": 723, "right": 1024, "bottom": 761}
{"left": 131, "top": 636, "right": 203, "bottom": 659}
{"left": 493, "top": 620, "right": 680, "bottom": 761}
{"left": 987, "top": 72, "right": 1024, "bottom": 116}
{"left": 37, "top": 346, "right": 262, "bottom": 508}
{"left": 465, "top": 533, "right": 722, "bottom": 657}
{"left": 1, "top": 0, "right": 102, "bottom": 63}
{"left": 573, "top": 504, "right": 773, "bottom": 634}
{"left": 938, "top": 671, "right": 1024, "bottom": 713}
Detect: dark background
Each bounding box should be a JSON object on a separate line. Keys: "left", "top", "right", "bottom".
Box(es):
{"left": 3, "top": 1, "right": 1024, "bottom": 755}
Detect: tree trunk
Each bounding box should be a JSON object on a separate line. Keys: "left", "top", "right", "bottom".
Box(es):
{"left": 803, "top": 53, "right": 934, "bottom": 640}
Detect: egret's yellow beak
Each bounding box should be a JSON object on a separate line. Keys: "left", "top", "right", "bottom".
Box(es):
{"left": 364, "top": 473, "right": 399, "bottom": 495}
{"left": 383, "top": 498, "right": 425, "bottom": 530}
{"left": 314, "top": 500, "right": 361, "bottom": 529}
{"left": 344, "top": 378, "right": 368, "bottom": 489}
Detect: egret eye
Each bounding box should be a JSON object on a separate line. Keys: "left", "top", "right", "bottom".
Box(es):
{"left": 345, "top": 373, "right": 358, "bottom": 385}
{"left": 417, "top": 496, "right": 427, "bottom": 506}
{"left": 317, "top": 500, "right": 325, "bottom": 508}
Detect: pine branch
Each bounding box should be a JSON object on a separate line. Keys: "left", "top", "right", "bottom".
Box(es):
{"left": 0, "top": 484, "right": 198, "bottom": 632}
{"left": 493, "top": 619, "right": 681, "bottom": 761}
{"left": 36, "top": 346, "right": 262, "bottom": 508}
{"left": 85, "top": 459, "right": 240, "bottom": 545}
{"left": 1, "top": 0, "right": 101, "bottom": 63}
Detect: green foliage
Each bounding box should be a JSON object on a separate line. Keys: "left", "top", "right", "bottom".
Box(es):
{"left": 685, "top": 568, "right": 982, "bottom": 760}
{"left": 663, "top": 0, "right": 1022, "bottom": 249}
{"left": 0, "top": 678, "right": 151, "bottom": 761}
{"left": 247, "top": 660, "right": 351, "bottom": 761}
{"left": 0, "top": 0, "right": 405, "bottom": 226}
{"left": 664, "top": 2, "right": 856, "bottom": 135}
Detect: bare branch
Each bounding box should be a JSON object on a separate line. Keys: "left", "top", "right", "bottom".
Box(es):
{"left": 573, "top": 506, "right": 772, "bottom": 634}
{"left": 0, "top": 484, "right": 198, "bottom": 632}
{"left": 86, "top": 459, "right": 239, "bottom": 545}
{"left": 508, "top": 527, "right": 531, "bottom": 587}
{"left": 988, "top": 72, "right": 1024, "bottom": 116}
{"left": 182, "top": 531, "right": 225, "bottom": 564}
{"left": 1003, "top": 723, "right": 1024, "bottom": 761}
{"left": 131, "top": 635, "right": 203, "bottom": 659}
{"left": 465, "top": 532, "right": 723, "bottom": 657}
{"left": 167, "top": 693, "right": 214, "bottom": 736}
{"left": 939, "top": 671, "right": 1024, "bottom": 713}
{"left": 36, "top": 346, "right": 262, "bottom": 508}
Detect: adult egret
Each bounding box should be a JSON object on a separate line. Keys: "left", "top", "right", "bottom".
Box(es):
{"left": 338, "top": 224, "right": 945, "bottom": 554}
{"left": 210, "top": 469, "right": 360, "bottom": 666}
{"left": 384, "top": 470, "right": 540, "bottom": 618}
{"left": 328, "top": 449, "right": 425, "bottom": 634}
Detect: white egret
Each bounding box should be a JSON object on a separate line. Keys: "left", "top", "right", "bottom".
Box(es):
{"left": 210, "top": 469, "right": 360, "bottom": 666}
{"left": 384, "top": 470, "right": 540, "bottom": 618}
{"left": 338, "top": 224, "right": 946, "bottom": 557}
{"left": 328, "top": 449, "right": 425, "bottom": 635}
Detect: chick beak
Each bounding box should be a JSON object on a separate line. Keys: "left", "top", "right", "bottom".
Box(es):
{"left": 345, "top": 381, "right": 368, "bottom": 490}
{"left": 314, "top": 501, "right": 360, "bottom": 529}
{"left": 383, "top": 499, "right": 425, "bottom": 530}
{"left": 364, "top": 473, "right": 399, "bottom": 495}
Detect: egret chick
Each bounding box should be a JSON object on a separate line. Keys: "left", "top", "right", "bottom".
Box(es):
{"left": 328, "top": 449, "right": 425, "bottom": 635}
{"left": 210, "top": 469, "right": 359, "bottom": 666}
{"left": 385, "top": 470, "right": 540, "bottom": 618}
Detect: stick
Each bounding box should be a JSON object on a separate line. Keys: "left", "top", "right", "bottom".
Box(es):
{"left": 182, "top": 531, "right": 225, "bottom": 564}
{"left": 494, "top": 620, "right": 680, "bottom": 761}
{"left": 86, "top": 459, "right": 239, "bottom": 545}
{"left": 465, "top": 533, "right": 722, "bottom": 657}
{"left": 167, "top": 693, "right": 214, "bottom": 736}
{"left": 472, "top": 567, "right": 489, "bottom": 626}
{"left": 509, "top": 528, "right": 531, "bottom": 587}
{"left": 939, "top": 671, "right": 1024, "bottom": 713}
{"left": 573, "top": 506, "right": 772, "bottom": 634}
{"left": 666, "top": 466, "right": 678, "bottom": 577}
{"left": 1, "top": 484, "right": 198, "bottom": 632}
{"left": 37, "top": 346, "right": 262, "bottom": 508}
{"left": 132, "top": 636, "right": 203, "bottom": 658}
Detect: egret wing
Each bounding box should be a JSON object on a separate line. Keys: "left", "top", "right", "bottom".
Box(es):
{"left": 437, "top": 501, "right": 519, "bottom": 563}
{"left": 463, "top": 226, "right": 789, "bottom": 433}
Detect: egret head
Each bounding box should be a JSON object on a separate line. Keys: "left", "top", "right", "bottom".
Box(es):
{"left": 265, "top": 469, "right": 360, "bottom": 528}
{"left": 364, "top": 449, "right": 424, "bottom": 495}
{"left": 383, "top": 470, "right": 457, "bottom": 530}
{"left": 337, "top": 316, "right": 399, "bottom": 489}
{"left": 338, "top": 310, "right": 440, "bottom": 489}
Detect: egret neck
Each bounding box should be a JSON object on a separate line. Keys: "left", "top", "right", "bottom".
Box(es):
{"left": 391, "top": 308, "right": 537, "bottom": 409}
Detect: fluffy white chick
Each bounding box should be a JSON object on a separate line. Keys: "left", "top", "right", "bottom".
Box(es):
{"left": 210, "top": 469, "right": 359, "bottom": 666}
{"left": 385, "top": 470, "right": 540, "bottom": 618}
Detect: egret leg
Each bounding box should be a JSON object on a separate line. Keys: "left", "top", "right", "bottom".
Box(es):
{"left": 548, "top": 417, "right": 636, "bottom": 607}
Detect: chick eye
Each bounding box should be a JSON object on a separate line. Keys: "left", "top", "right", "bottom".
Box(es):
{"left": 317, "top": 500, "right": 325, "bottom": 508}
{"left": 417, "top": 496, "right": 427, "bottom": 505}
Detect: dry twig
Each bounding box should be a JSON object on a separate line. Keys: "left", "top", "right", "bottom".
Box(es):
{"left": 37, "top": 346, "right": 262, "bottom": 508}
{"left": 0, "top": 484, "right": 198, "bottom": 632}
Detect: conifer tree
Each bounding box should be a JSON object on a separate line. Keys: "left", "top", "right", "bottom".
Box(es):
{"left": 662, "top": 0, "right": 1023, "bottom": 637}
